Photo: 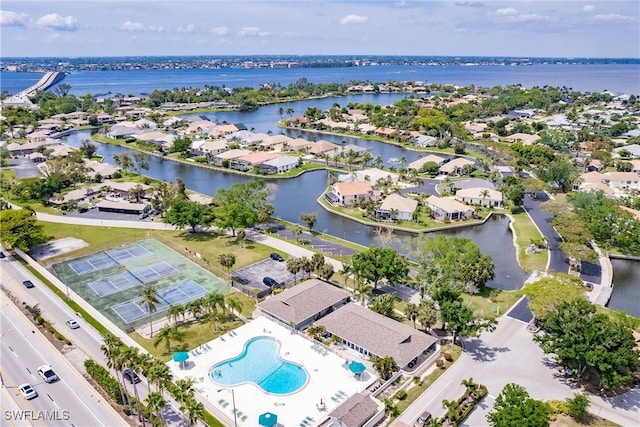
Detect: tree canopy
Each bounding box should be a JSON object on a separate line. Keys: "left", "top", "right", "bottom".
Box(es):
{"left": 213, "top": 180, "right": 269, "bottom": 236}
{"left": 0, "top": 209, "right": 47, "bottom": 251}
{"left": 351, "top": 246, "right": 409, "bottom": 289}
{"left": 534, "top": 298, "right": 640, "bottom": 390}
{"left": 522, "top": 274, "right": 586, "bottom": 322}
{"left": 164, "top": 198, "right": 214, "bottom": 233}
{"left": 487, "top": 383, "right": 550, "bottom": 427}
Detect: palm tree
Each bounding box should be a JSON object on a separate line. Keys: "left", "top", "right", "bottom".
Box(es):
{"left": 176, "top": 304, "right": 187, "bottom": 323}
{"left": 181, "top": 396, "right": 205, "bottom": 427}
{"left": 372, "top": 155, "right": 384, "bottom": 169}
{"left": 208, "top": 310, "right": 222, "bottom": 332}
{"left": 404, "top": 303, "right": 419, "bottom": 329}
{"left": 339, "top": 263, "right": 352, "bottom": 289}
{"left": 399, "top": 155, "right": 407, "bottom": 170}
{"left": 354, "top": 282, "right": 372, "bottom": 305}
{"left": 145, "top": 391, "right": 166, "bottom": 427}
{"left": 361, "top": 151, "right": 373, "bottom": 168}
{"left": 290, "top": 224, "right": 304, "bottom": 242}
{"left": 149, "top": 359, "right": 172, "bottom": 395}
{"left": 480, "top": 189, "right": 490, "bottom": 205}
{"left": 167, "top": 305, "right": 182, "bottom": 326}
{"left": 225, "top": 296, "right": 243, "bottom": 318}
{"left": 100, "top": 334, "right": 129, "bottom": 412}
{"left": 371, "top": 355, "right": 398, "bottom": 380}
{"left": 217, "top": 253, "right": 236, "bottom": 280}
{"left": 121, "top": 346, "right": 145, "bottom": 426}
{"left": 205, "top": 292, "right": 225, "bottom": 315}
{"left": 442, "top": 399, "right": 458, "bottom": 421}
{"left": 418, "top": 299, "right": 438, "bottom": 332}
{"left": 141, "top": 285, "right": 160, "bottom": 337}
{"left": 286, "top": 257, "right": 302, "bottom": 282}
{"left": 153, "top": 325, "right": 180, "bottom": 354}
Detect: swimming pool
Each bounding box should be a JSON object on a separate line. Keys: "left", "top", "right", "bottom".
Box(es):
{"left": 210, "top": 336, "right": 308, "bottom": 394}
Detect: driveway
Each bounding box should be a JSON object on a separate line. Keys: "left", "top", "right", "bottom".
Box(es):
{"left": 6, "top": 156, "right": 42, "bottom": 178}
{"left": 393, "top": 317, "right": 640, "bottom": 427}
{"left": 231, "top": 257, "right": 296, "bottom": 291}
{"left": 273, "top": 226, "right": 355, "bottom": 257}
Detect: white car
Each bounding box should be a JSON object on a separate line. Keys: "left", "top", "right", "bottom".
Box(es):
{"left": 65, "top": 319, "right": 80, "bottom": 329}
{"left": 37, "top": 365, "right": 58, "bottom": 383}
{"left": 18, "top": 383, "right": 38, "bottom": 400}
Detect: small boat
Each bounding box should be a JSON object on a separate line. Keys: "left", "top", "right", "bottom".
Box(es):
{"left": 388, "top": 157, "right": 401, "bottom": 164}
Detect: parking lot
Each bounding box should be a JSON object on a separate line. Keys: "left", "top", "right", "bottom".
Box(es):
{"left": 231, "top": 257, "right": 296, "bottom": 291}
{"left": 65, "top": 207, "right": 157, "bottom": 222}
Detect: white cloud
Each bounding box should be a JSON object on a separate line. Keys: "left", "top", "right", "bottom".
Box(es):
{"left": 36, "top": 13, "right": 79, "bottom": 31}
{"left": 238, "top": 27, "right": 270, "bottom": 37}
{"left": 177, "top": 24, "right": 195, "bottom": 34}
{"left": 495, "top": 7, "right": 518, "bottom": 16}
{"left": 210, "top": 26, "right": 229, "bottom": 35}
{"left": 121, "top": 21, "right": 146, "bottom": 32}
{"left": 0, "top": 10, "right": 30, "bottom": 27}
{"left": 340, "top": 14, "right": 369, "bottom": 25}
{"left": 592, "top": 14, "right": 634, "bottom": 22}
{"left": 583, "top": 5, "right": 595, "bottom": 13}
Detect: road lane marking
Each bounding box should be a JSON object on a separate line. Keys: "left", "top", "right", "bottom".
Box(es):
{"left": 0, "top": 365, "right": 45, "bottom": 427}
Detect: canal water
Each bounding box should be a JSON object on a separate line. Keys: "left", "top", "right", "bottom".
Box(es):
{"left": 608, "top": 259, "right": 640, "bottom": 318}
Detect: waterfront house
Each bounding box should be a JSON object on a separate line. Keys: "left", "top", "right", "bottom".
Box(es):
{"left": 357, "top": 124, "right": 377, "bottom": 133}
{"left": 199, "top": 140, "right": 229, "bottom": 157}
{"left": 338, "top": 168, "right": 399, "bottom": 184}
{"left": 425, "top": 195, "right": 474, "bottom": 221}
{"left": 451, "top": 178, "right": 496, "bottom": 192}
{"left": 7, "top": 139, "right": 60, "bottom": 157}
{"left": 212, "top": 149, "right": 252, "bottom": 166}
{"left": 337, "top": 144, "right": 368, "bottom": 158}
{"left": 257, "top": 279, "right": 350, "bottom": 330}
{"left": 285, "top": 138, "right": 314, "bottom": 153}
{"left": 439, "top": 157, "right": 475, "bottom": 175}
{"left": 85, "top": 160, "right": 119, "bottom": 179}
{"left": 259, "top": 134, "right": 293, "bottom": 150}
{"left": 48, "top": 144, "right": 76, "bottom": 158}
{"left": 208, "top": 123, "right": 239, "bottom": 137}
{"left": 375, "top": 127, "right": 398, "bottom": 138}
{"left": 256, "top": 155, "right": 300, "bottom": 174}
{"left": 108, "top": 181, "right": 151, "bottom": 201}
{"left": 455, "top": 187, "right": 504, "bottom": 207}
{"left": 326, "top": 182, "right": 379, "bottom": 206}
{"left": 136, "top": 130, "right": 175, "bottom": 145}
{"left": 375, "top": 194, "right": 418, "bottom": 221}
{"left": 308, "top": 140, "right": 340, "bottom": 156}
{"left": 107, "top": 125, "right": 138, "bottom": 139}
{"left": 231, "top": 152, "right": 280, "bottom": 171}
{"left": 315, "top": 303, "right": 437, "bottom": 370}
{"left": 408, "top": 154, "right": 447, "bottom": 171}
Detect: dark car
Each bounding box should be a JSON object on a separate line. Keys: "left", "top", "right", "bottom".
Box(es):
{"left": 263, "top": 277, "right": 279, "bottom": 287}
{"left": 22, "top": 280, "right": 35, "bottom": 289}
{"left": 0, "top": 251, "right": 6, "bottom": 258}
{"left": 123, "top": 368, "right": 141, "bottom": 384}
{"left": 414, "top": 411, "right": 432, "bottom": 427}
{"left": 270, "top": 252, "right": 284, "bottom": 262}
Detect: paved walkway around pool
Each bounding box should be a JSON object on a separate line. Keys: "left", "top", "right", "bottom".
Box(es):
{"left": 168, "top": 316, "right": 377, "bottom": 427}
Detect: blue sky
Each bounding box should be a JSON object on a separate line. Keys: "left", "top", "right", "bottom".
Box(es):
{"left": 1, "top": 1, "right": 638, "bottom": 58}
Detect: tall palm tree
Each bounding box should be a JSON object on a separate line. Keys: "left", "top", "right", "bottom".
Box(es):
{"left": 167, "top": 305, "right": 181, "bottom": 326}
{"left": 100, "top": 334, "right": 129, "bottom": 412}
{"left": 399, "top": 155, "right": 408, "bottom": 170}
{"left": 148, "top": 359, "right": 172, "bottom": 395}
{"left": 418, "top": 299, "right": 438, "bottom": 332}
{"left": 404, "top": 303, "right": 419, "bottom": 329}
{"left": 339, "top": 263, "right": 352, "bottom": 289}
{"left": 205, "top": 292, "right": 225, "bottom": 315}
{"left": 141, "top": 285, "right": 160, "bottom": 337}
{"left": 170, "top": 378, "right": 195, "bottom": 427}
{"left": 480, "top": 189, "right": 490, "bottom": 205}
{"left": 121, "top": 346, "right": 145, "bottom": 426}
{"left": 153, "top": 325, "right": 180, "bottom": 355}
{"left": 225, "top": 296, "right": 243, "bottom": 318}
{"left": 371, "top": 355, "right": 397, "bottom": 380}
{"left": 145, "top": 391, "right": 166, "bottom": 427}
{"left": 354, "top": 282, "right": 372, "bottom": 305}
{"left": 208, "top": 310, "right": 222, "bottom": 332}
{"left": 181, "top": 397, "right": 205, "bottom": 427}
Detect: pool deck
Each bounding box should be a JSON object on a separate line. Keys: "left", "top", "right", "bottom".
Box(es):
{"left": 169, "top": 316, "right": 377, "bottom": 427}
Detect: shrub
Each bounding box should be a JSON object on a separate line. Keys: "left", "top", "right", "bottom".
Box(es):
{"left": 436, "top": 358, "right": 446, "bottom": 368}
{"left": 193, "top": 156, "right": 207, "bottom": 163}
{"left": 443, "top": 351, "right": 452, "bottom": 361}
{"left": 84, "top": 359, "right": 125, "bottom": 405}
{"left": 547, "top": 399, "right": 569, "bottom": 416}
{"left": 394, "top": 389, "right": 407, "bottom": 400}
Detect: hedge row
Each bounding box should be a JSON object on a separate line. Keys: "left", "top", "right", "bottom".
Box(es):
{"left": 84, "top": 359, "right": 125, "bottom": 405}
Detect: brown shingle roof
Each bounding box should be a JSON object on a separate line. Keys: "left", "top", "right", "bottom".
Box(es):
{"left": 329, "top": 392, "right": 380, "bottom": 427}
{"left": 316, "top": 303, "right": 436, "bottom": 367}
{"left": 257, "top": 279, "right": 350, "bottom": 325}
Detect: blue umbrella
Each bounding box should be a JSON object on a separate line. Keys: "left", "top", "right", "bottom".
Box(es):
{"left": 348, "top": 361, "right": 366, "bottom": 374}
{"left": 172, "top": 352, "right": 189, "bottom": 363}
{"left": 258, "top": 412, "right": 278, "bottom": 427}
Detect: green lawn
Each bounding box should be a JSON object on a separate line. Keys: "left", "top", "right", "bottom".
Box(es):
{"left": 511, "top": 210, "right": 549, "bottom": 273}
{"left": 462, "top": 288, "right": 522, "bottom": 320}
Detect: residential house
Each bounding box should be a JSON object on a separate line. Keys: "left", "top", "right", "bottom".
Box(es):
{"left": 107, "top": 181, "right": 150, "bottom": 201}
{"left": 337, "top": 144, "right": 368, "bottom": 158}
{"left": 231, "top": 152, "right": 280, "bottom": 171}
{"left": 212, "top": 149, "right": 252, "bottom": 166}
{"left": 308, "top": 140, "right": 340, "bottom": 156}
{"left": 412, "top": 134, "right": 437, "bottom": 147}
{"left": 28, "top": 152, "right": 46, "bottom": 163}
{"left": 375, "top": 127, "right": 398, "bottom": 138}
{"left": 208, "top": 123, "right": 239, "bottom": 137}
{"left": 439, "top": 157, "right": 475, "bottom": 175}
{"left": 259, "top": 134, "right": 293, "bottom": 150}
{"left": 601, "top": 172, "right": 640, "bottom": 191}
{"left": 326, "top": 182, "right": 379, "bottom": 206}
{"left": 375, "top": 194, "right": 418, "bottom": 221}
{"left": 49, "top": 186, "right": 101, "bottom": 207}
{"left": 48, "top": 144, "right": 76, "bottom": 158}
{"left": 504, "top": 133, "right": 541, "bottom": 145}
{"left": 85, "top": 160, "right": 119, "bottom": 179}
{"left": 455, "top": 187, "right": 504, "bottom": 207}
{"left": 572, "top": 172, "right": 614, "bottom": 196}
{"left": 256, "top": 155, "right": 300, "bottom": 174}
{"left": 136, "top": 131, "right": 175, "bottom": 146}
{"left": 338, "top": 168, "right": 399, "bottom": 184}
{"left": 613, "top": 144, "right": 640, "bottom": 158}
{"left": 328, "top": 393, "right": 384, "bottom": 427}
{"left": 97, "top": 200, "right": 149, "bottom": 215}
{"left": 451, "top": 178, "right": 495, "bottom": 191}
{"left": 257, "top": 279, "right": 350, "bottom": 330}
{"left": 285, "top": 138, "right": 314, "bottom": 153}
{"left": 199, "top": 140, "right": 229, "bottom": 157}
{"left": 107, "top": 125, "right": 139, "bottom": 139}
{"left": 357, "top": 124, "right": 377, "bottom": 133}
{"left": 425, "top": 196, "right": 474, "bottom": 221}
{"left": 408, "top": 154, "right": 446, "bottom": 171}
{"left": 315, "top": 303, "right": 437, "bottom": 370}
{"left": 630, "top": 160, "right": 640, "bottom": 174}
{"left": 7, "top": 139, "right": 60, "bottom": 157}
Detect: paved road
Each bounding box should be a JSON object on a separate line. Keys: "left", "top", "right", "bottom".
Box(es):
{"left": 0, "top": 292, "right": 123, "bottom": 427}
{"left": 393, "top": 316, "right": 640, "bottom": 427}
{"left": 523, "top": 193, "right": 567, "bottom": 273}
{"left": 0, "top": 254, "right": 190, "bottom": 427}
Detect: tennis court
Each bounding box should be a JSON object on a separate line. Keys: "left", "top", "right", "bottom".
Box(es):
{"left": 69, "top": 253, "right": 117, "bottom": 275}
{"left": 130, "top": 261, "right": 178, "bottom": 283}
{"left": 88, "top": 272, "right": 142, "bottom": 297}
{"left": 106, "top": 245, "right": 151, "bottom": 264}
{"left": 111, "top": 280, "right": 209, "bottom": 324}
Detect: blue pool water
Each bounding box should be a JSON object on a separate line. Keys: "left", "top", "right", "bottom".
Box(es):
{"left": 210, "top": 336, "right": 308, "bottom": 394}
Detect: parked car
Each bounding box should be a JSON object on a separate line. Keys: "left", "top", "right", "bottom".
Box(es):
{"left": 37, "top": 365, "right": 58, "bottom": 383}
{"left": 139, "top": 212, "right": 149, "bottom": 219}
{"left": 123, "top": 368, "right": 141, "bottom": 384}
{"left": 65, "top": 319, "right": 80, "bottom": 329}
{"left": 270, "top": 252, "right": 284, "bottom": 262}
{"left": 0, "top": 251, "right": 5, "bottom": 258}
{"left": 414, "top": 411, "right": 432, "bottom": 427}
{"left": 263, "top": 277, "right": 279, "bottom": 287}
{"left": 22, "top": 280, "right": 34, "bottom": 289}
{"left": 18, "top": 383, "right": 38, "bottom": 400}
